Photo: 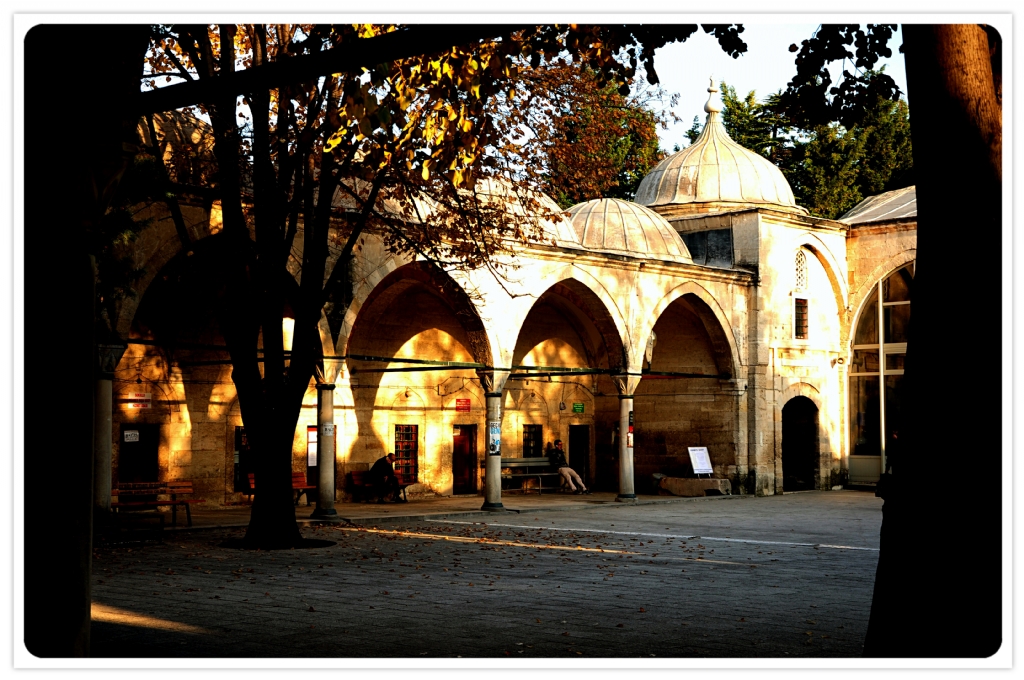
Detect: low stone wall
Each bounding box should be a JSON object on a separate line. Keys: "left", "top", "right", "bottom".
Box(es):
{"left": 657, "top": 476, "right": 732, "bottom": 497}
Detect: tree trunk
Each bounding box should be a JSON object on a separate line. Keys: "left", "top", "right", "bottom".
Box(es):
{"left": 219, "top": 302, "right": 306, "bottom": 549}
{"left": 864, "top": 24, "right": 1002, "bottom": 658}
{"left": 242, "top": 395, "right": 303, "bottom": 549}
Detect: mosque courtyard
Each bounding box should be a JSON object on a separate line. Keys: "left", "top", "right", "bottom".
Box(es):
{"left": 90, "top": 490, "right": 882, "bottom": 659}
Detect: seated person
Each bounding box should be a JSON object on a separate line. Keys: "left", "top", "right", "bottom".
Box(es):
{"left": 369, "top": 453, "right": 405, "bottom": 503}
{"left": 548, "top": 439, "right": 589, "bottom": 494}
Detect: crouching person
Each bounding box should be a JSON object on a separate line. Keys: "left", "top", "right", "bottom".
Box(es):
{"left": 369, "top": 453, "right": 405, "bottom": 503}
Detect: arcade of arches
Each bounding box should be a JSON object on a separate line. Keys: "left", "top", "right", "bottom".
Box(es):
{"left": 103, "top": 90, "right": 917, "bottom": 507}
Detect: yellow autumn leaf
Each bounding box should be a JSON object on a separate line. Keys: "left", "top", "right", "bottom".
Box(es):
{"left": 324, "top": 129, "right": 345, "bottom": 153}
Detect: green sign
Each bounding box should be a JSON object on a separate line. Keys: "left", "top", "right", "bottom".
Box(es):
{"left": 572, "top": 402, "right": 585, "bottom": 413}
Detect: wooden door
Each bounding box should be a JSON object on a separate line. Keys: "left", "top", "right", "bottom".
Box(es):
{"left": 118, "top": 423, "right": 159, "bottom": 483}
{"left": 782, "top": 396, "right": 819, "bottom": 491}
{"left": 569, "top": 424, "right": 590, "bottom": 485}
{"left": 452, "top": 425, "right": 477, "bottom": 495}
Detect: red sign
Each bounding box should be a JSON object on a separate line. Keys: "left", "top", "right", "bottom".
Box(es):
{"left": 121, "top": 392, "right": 152, "bottom": 409}
{"left": 455, "top": 398, "right": 471, "bottom": 413}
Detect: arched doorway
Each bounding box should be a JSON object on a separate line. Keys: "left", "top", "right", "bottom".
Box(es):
{"left": 782, "top": 396, "right": 819, "bottom": 491}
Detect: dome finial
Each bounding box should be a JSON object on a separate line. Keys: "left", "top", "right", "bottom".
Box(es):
{"left": 704, "top": 76, "right": 723, "bottom": 114}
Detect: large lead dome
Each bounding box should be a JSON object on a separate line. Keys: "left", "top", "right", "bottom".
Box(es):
{"left": 635, "top": 81, "right": 806, "bottom": 216}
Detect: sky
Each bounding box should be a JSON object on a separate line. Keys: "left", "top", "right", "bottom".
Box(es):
{"left": 648, "top": 23, "right": 908, "bottom": 151}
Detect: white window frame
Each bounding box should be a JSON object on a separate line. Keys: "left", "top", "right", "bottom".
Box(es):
{"left": 847, "top": 263, "right": 914, "bottom": 474}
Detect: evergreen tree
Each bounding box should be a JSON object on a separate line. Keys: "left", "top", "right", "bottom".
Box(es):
{"left": 720, "top": 82, "right": 773, "bottom": 155}
{"left": 857, "top": 96, "right": 914, "bottom": 194}
{"left": 717, "top": 75, "right": 912, "bottom": 219}
{"left": 683, "top": 115, "right": 702, "bottom": 145}
{"left": 788, "top": 123, "right": 867, "bottom": 218}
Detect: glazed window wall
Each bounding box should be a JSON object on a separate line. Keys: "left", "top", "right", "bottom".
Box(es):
{"left": 848, "top": 263, "right": 913, "bottom": 479}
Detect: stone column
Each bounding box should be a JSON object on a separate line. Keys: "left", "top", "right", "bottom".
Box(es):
{"left": 617, "top": 395, "right": 636, "bottom": 500}
{"left": 479, "top": 369, "right": 510, "bottom": 512}
{"left": 93, "top": 371, "right": 114, "bottom": 513}
{"left": 720, "top": 378, "right": 748, "bottom": 493}
{"left": 94, "top": 342, "right": 126, "bottom": 515}
{"left": 613, "top": 372, "right": 642, "bottom": 502}
{"left": 311, "top": 383, "right": 339, "bottom": 520}
{"left": 482, "top": 391, "right": 505, "bottom": 511}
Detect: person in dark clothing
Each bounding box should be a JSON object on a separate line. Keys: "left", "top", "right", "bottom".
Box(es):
{"left": 369, "top": 453, "right": 404, "bottom": 503}
{"left": 549, "top": 439, "right": 588, "bottom": 494}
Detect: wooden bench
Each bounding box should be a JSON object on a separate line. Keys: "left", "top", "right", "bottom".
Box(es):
{"left": 246, "top": 472, "right": 317, "bottom": 505}
{"left": 348, "top": 470, "right": 413, "bottom": 502}
{"left": 111, "top": 481, "right": 205, "bottom": 528}
{"left": 485, "top": 457, "right": 565, "bottom": 494}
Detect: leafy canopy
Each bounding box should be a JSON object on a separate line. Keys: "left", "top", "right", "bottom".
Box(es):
{"left": 504, "top": 60, "right": 678, "bottom": 209}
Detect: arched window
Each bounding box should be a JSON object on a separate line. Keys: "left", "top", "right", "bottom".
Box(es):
{"left": 794, "top": 250, "right": 807, "bottom": 291}
{"left": 848, "top": 263, "right": 914, "bottom": 482}
{"left": 793, "top": 249, "right": 808, "bottom": 339}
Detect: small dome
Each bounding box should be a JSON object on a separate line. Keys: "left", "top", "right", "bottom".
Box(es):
{"left": 471, "top": 177, "right": 581, "bottom": 248}
{"left": 567, "top": 198, "right": 692, "bottom": 262}
{"left": 635, "top": 80, "right": 806, "bottom": 215}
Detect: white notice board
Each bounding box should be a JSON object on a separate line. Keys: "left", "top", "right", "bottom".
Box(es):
{"left": 687, "top": 447, "right": 713, "bottom": 475}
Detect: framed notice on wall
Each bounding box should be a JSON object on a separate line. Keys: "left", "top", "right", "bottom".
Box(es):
{"left": 687, "top": 447, "right": 714, "bottom": 475}
{"left": 307, "top": 426, "right": 318, "bottom": 467}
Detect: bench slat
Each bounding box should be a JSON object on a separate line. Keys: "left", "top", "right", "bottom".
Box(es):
{"left": 348, "top": 470, "right": 412, "bottom": 502}
{"left": 110, "top": 479, "right": 205, "bottom": 528}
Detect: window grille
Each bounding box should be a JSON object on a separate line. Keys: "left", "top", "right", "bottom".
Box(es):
{"left": 794, "top": 298, "right": 809, "bottom": 339}
{"left": 795, "top": 250, "right": 807, "bottom": 291}
{"left": 523, "top": 424, "right": 544, "bottom": 457}
{"left": 394, "top": 425, "right": 419, "bottom": 481}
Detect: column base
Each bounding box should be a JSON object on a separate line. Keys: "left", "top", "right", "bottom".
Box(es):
{"left": 310, "top": 508, "right": 340, "bottom": 520}
{"left": 481, "top": 501, "right": 505, "bottom": 511}
{"left": 615, "top": 494, "right": 637, "bottom": 502}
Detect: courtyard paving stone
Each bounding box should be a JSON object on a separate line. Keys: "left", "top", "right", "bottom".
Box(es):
{"left": 90, "top": 490, "right": 882, "bottom": 659}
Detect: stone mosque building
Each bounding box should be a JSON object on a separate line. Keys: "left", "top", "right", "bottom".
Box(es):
{"left": 102, "top": 83, "right": 917, "bottom": 508}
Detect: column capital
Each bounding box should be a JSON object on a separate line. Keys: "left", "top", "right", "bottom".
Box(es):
{"left": 476, "top": 369, "right": 510, "bottom": 395}
{"left": 612, "top": 372, "right": 643, "bottom": 397}
{"left": 97, "top": 342, "right": 127, "bottom": 373}
{"left": 315, "top": 383, "right": 336, "bottom": 391}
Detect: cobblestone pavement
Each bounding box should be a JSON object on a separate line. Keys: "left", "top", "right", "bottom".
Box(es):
{"left": 90, "top": 490, "right": 882, "bottom": 658}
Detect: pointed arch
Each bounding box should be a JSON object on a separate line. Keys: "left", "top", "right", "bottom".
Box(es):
{"left": 780, "top": 381, "right": 822, "bottom": 409}
{"left": 645, "top": 281, "right": 741, "bottom": 379}
{"left": 846, "top": 250, "right": 918, "bottom": 348}
{"left": 795, "top": 233, "right": 848, "bottom": 315}
{"left": 526, "top": 264, "right": 632, "bottom": 357}
{"left": 511, "top": 275, "right": 628, "bottom": 373}
{"left": 342, "top": 260, "right": 493, "bottom": 367}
